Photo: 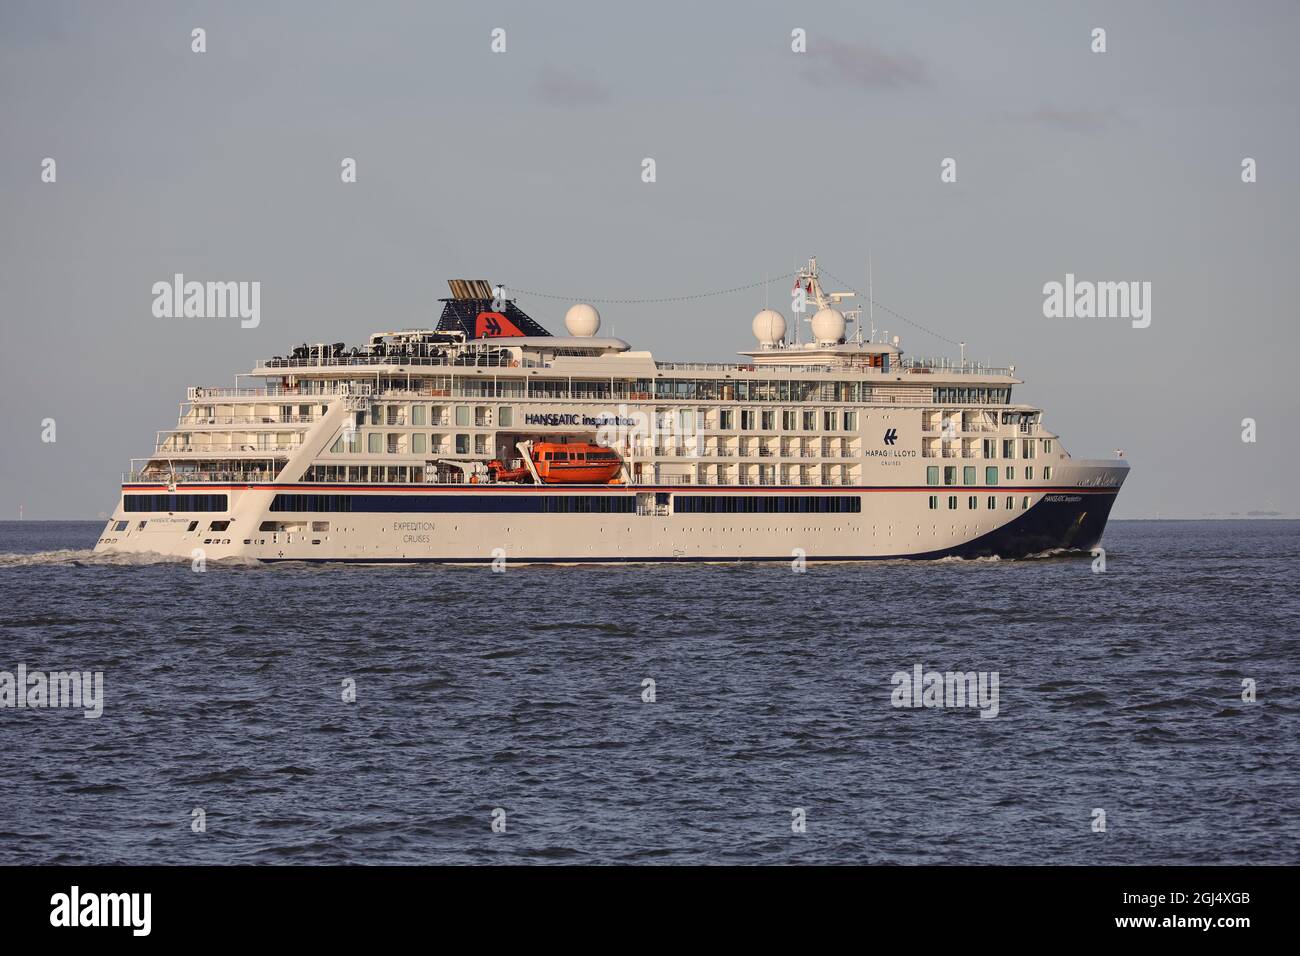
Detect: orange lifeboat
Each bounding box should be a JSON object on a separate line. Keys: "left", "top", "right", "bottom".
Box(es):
{"left": 487, "top": 442, "right": 623, "bottom": 484}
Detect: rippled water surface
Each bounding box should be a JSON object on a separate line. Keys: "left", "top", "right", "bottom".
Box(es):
{"left": 0, "top": 519, "right": 1296, "bottom": 864}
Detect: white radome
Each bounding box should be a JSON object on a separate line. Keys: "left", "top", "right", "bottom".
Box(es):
{"left": 811, "top": 307, "right": 846, "bottom": 345}
{"left": 751, "top": 308, "right": 786, "bottom": 348}
{"left": 564, "top": 303, "right": 601, "bottom": 337}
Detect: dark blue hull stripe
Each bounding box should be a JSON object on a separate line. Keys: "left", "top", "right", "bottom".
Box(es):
{"left": 254, "top": 493, "right": 1119, "bottom": 564}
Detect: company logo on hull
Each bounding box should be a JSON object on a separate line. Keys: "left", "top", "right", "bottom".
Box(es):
{"left": 883, "top": 428, "right": 898, "bottom": 445}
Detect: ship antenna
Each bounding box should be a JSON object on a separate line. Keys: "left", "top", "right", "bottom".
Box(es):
{"left": 868, "top": 249, "right": 876, "bottom": 343}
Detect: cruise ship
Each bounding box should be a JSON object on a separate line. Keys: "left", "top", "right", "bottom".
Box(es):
{"left": 95, "top": 259, "right": 1128, "bottom": 563}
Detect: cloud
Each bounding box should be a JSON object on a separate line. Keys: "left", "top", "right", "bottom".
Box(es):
{"left": 801, "top": 38, "right": 928, "bottom": 90}
{"left": 1001, "top": 107, "right": 1119, "bottom": 132}
{"left": 534, "top": 66, "right": 610, "bottom": 107}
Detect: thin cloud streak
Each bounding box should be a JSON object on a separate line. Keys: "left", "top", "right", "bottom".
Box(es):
{"left": 801, "top": 38, "right": 928, "bottom": 90}
{"left": 534, "top": 66, "right": 611, "bottom": 107}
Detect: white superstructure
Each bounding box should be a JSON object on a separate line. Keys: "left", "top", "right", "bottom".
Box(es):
{"left": 95, "top": 259, "right": 1128, "bottom": 563}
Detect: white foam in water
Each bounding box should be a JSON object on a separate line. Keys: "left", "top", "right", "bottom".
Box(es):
{"left": 0, "top": 550, "right": 262, "bottom": 568}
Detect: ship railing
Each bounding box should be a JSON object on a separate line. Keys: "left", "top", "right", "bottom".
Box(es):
{"left": 189, "top": 385, "right": 361, "bottom": 399}
{"left": 179, "top": 415, "right": 315, "bottom": 426}
{"left": 123, "top": 471, "right": 282, "bottom": 484}
{"left": 902, "top": 361, "right": 1015, "bottom": 376}
{"left": 254, "top": 354, "right": 515, "bottom": 370}
{"left": 155, "top": 444, "right": 302, "bottom": 454}
{"left": 153, "top": 472, "right": 869, "bottom": 488}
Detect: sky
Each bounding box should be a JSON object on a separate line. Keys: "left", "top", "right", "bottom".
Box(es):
{"left": 1, "top": 0, "right": 1296, "bottom": 518}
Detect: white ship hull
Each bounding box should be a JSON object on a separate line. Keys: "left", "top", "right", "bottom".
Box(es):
{"left": 94, "top": 459, "right": 1127, "bottom": 564}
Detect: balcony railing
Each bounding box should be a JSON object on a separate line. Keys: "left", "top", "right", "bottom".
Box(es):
{"left": 179, "top": 416, "right": 315, "bottom": 426}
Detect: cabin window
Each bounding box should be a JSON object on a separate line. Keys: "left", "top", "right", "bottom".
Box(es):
{"left": 720, "top": 409, "right": 734, "bottom": 430}
{"left": 944, "top": 466, "right": 956, "bottom": 485}
{"left": 1006, "top": 496, "right": 1013, "bottom": 509}
{"left": 1042, "top": 439, "right": 1053, "bottom": 454}
{"left": 968, "top": 496, "right": 977, "bottom": 509}
{"left": 985, "top": 466, "right": 998, "bottom": 485}
{"left": 823, "top": 411, "right": 838, "bottom": 431}
{"left": 1043, "top": 466, "right": 1052, "bottom": 480}
{"left": 928, "top": 495, "right": 938, "bottom": 510}
{"left": 761, "top": 411, "right": 775, "bottom": 430}
{"left": 1002, "top": 439, "right": 1015, "bottom": 459}
{"left": 948, "top": 496, "right": 957, "bottom": 510}
{"left": 1005, "top": 466, "right": 1014, "bottom": 480}
{"left": 411, "top": 405, "right": 426, "bottom": 426}
{"left": 802, "top": 411, "right": 816, "bottom": 430}
{"left": 499, "top": 407, "right": 513, "bottom": 427}
{"left": 741, "top": 410, "right": 755, "bottom": 430}
{"left": 1024, "top": 466, "right": 1033, "bottom": 480}
{"left": 1021, "top": 496, "right": 1030, "bottom": 509}
{"left": 456, "top": 434, "right": 469, "bottom": 454}
{"left": 455, "top": 406, "right": 470, "bottom": 426}
{"left": 368, "top": 433, "right": 382, "bottom": 454}
{"left": 963, "top": 466, "right": 976, "bottom": 485}
{"left": 844, "top": 411, "right": 858, "bottom": 431}
{"left": 412, "top": 434, "right": 426, "bottom": 454}
{"left": 926, "top": 466, "right": 939, "bottom": 485}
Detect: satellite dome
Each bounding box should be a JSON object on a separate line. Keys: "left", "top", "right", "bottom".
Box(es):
{"left": 751, "top": 309, "right": 786, "bottom": 348}
{"left": 564, "top": 303, "right": 601, "bottom": 337}
{"left": 811, "top": 307, "right": 846, "bottom": 345}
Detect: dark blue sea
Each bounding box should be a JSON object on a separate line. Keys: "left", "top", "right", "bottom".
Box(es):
{"left": 0, "top": 519, "right": 1296, "bottom": 865}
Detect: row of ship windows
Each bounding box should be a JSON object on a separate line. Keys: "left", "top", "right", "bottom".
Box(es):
{"left": 926, "top": 465, "right": 1052, "bottom": 485}
{"left": 673, "top": 496, "right": 861, "bottom": 514}
{"left": 258, "top": 494, "right": 867, "bottom": 514}
{"left": 930, "top": 495, "right": 1032, "bottom": 511}
{"left": 123, "top": 494, "right": 229, "bottom": 512}
{"left": 353, "top": 407, "right": 867, "bottom": 436}
{"left": 266, "top": 494, "right": 644, "bottom": 514}
{"left": 348, "top": 378, "right": 1012, "bottom": 405}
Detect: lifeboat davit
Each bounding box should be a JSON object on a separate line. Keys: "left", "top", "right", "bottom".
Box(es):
{"left": 487, "top": 442, "right": 623, "bottom": 484}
